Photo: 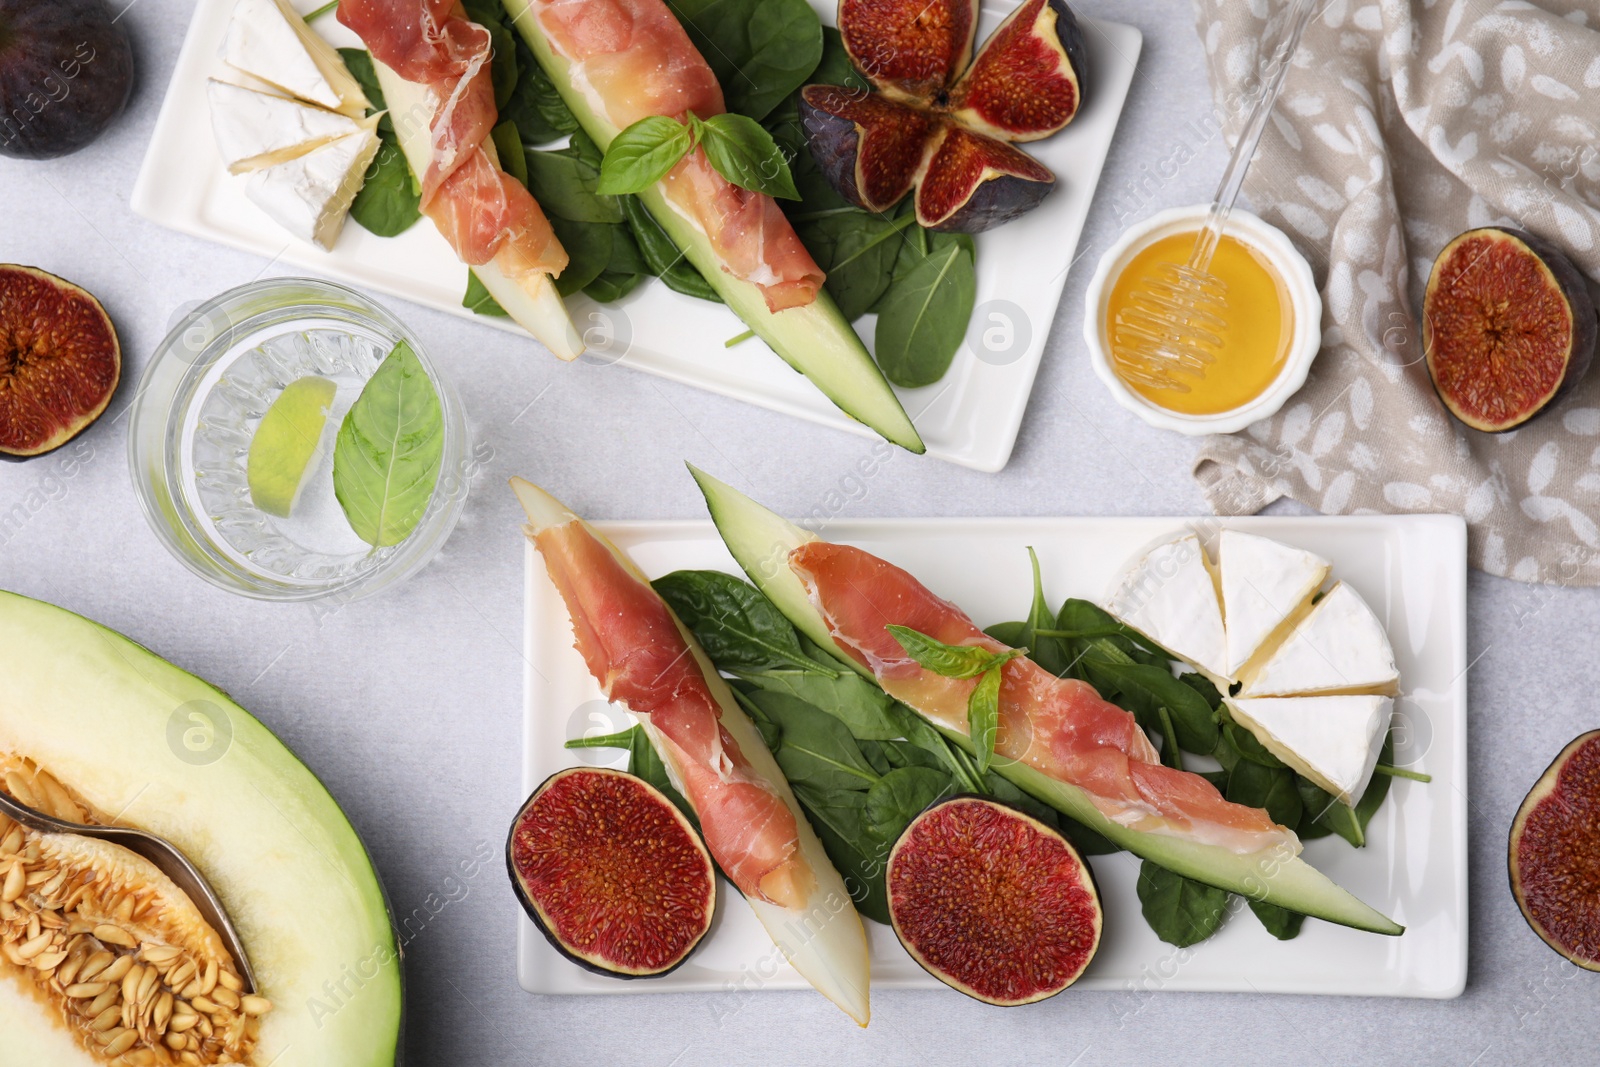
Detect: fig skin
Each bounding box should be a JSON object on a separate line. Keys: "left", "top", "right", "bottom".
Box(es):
{"left": 0, "top": 0, "right": 134, "bottom": 160}
{"left": 1422, "top": 226, "right": 1598, "bottom": 433}
{"left": 803, "top": 0, "right": 1084, "bottom": 234}
{"left": 505, "top": 766, "right": 716, "bottom": 980}
{"left": 0, "top": 264, "right": 121, "bottom": 460}
{"left": 1508, "top": 730, "right": 1600, "bottom": 972}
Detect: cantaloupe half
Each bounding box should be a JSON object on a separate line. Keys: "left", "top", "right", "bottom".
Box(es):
{"left": 0, "top": 591, "right": 401, "bottom": 1065}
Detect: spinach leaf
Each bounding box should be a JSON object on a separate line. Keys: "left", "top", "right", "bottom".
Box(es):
{"left": 691, "top": 112, "right": 800, "bottom": 200}
{"left": 619, "top": 194, "right": 722, "bottom": 302}
{"left": 627, "top": 724, "right": 698, "bottom": 829}
{"left": 584, "top": 270, "right": 646, "bottom": 303}
{"left": 525, "top": 134, "right": 625, "bottom": 223}
{"left": 856, "top": 738, "right": 894, "bottom": 777}
{"left": 873, "top": 231, "right": 977, "bottom": 388}
{"left": 563, "top": 726, "right": 637, "bottom": 750}
{"left": 864, "top": 766, "right": 949, "bottom": 843}
{"left": 1082, "top": 654, "right": 1219, "bottom": 754}
{"left": 968, "top": 666, "right": 1003, "bottom": 773}
{"left": 654, "top": 569, "right": 835, "bottom": 676}
{"left": 1222, "top": 722, "right": 1286, "bottom": 769}
{"left": 338, "top": 49, "right": 422, "bottom": 238}
{"left": 667, "top": 0, "right": 823, "bottom": 121}
{"left": 597, "top": 116, "right": 695, "bottom": 194}
{"left": 1052, "top": 598, "right": 1172, "bottom": 667}
{"left": 1248, "top": 900, "right": 1306, "bottom": 941}
{"left": 794, "top": 211, "right": 913, "bottom": 321}
{"left": 984, "top": 620, "right": 1027, "bottom": 647}
{"left": 1296, "top": 731, "right": 1394, "bottom": 847}
{"left": 502, "top": 36, "right": 579, "bottom": 145}
{"left": 1018, "top": 547, "right": 1070, "bottom": 677}
{"left": 1136, "top": 861, "right": 1231, "bottom": 948}
{"left": 464, "top": 271, "right": 509, "bottom": 317}
{"left": 548, "top": 217, "right": 616, "bottom": 297}
{"left": 742, "top": 690, "right": 880, "bottom": 792}
{"left": 490, "top": 121, "right": 529, "bottom": 188}
{"left": 331, "top": 341, "right": 444, "bottom": 547}
{"left": 1225, "top": 759, "right": 1303, "bottom": 829}
{"left": 461, "top": 0, "right": 519, "bottom": 108}
{"left": 792, "top": 784, "right": 890, "bottom": 924}
{"left": 736, "top": 661, "right": 909, "bottom": 740}
{"left": 1178, "top": 672, "right": 1223, "bottom": 709}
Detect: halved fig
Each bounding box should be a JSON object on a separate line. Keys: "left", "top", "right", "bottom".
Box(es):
{"left": 887, "top": 796, "right": 1102, "bottom": 1004}
{"left": 0, "top": 264, "right": 120, "bottom": 458}
{"left": 948, "top": 0, "right": 1087, "bottom": 142}
{"left": 804, "top": 0, "right": 1085, "bottom": 232}
{"left": 506, "top": 766, "right": 715, "bottom": 978}
{"left": 1509, "top": 731, "right": 1600, "bottom": 971}
{"left": 1423, "top": 227, "right": 1597, "bottom": 432}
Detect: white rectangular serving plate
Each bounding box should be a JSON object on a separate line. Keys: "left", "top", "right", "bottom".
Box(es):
{"left": 132, "top": 1, "right": 1141, "bottom": 471}
{"left": 520, "top": 513, "right": 1468, "bottom": 1000}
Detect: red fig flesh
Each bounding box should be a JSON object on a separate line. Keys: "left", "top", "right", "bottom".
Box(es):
{"left": 0, "top": 264, "right": 120, "bottom": 458}
{"left": 803, "top": 0, "right": 1086, "bottom": 232}
{"left": 1509, "top": 731, "right": 1600, "bottom": 971}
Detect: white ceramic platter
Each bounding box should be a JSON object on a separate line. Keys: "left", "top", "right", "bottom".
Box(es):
{"left": 132, "top": 1, "right": 1142, "bottom": 471}
{"left": 519, "top": 513, "right": 1468, "bottom": 1001}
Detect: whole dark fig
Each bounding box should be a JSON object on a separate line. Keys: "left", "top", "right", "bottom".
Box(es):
{"left": 0, "top": 0, "right": 134, "bottom": 160}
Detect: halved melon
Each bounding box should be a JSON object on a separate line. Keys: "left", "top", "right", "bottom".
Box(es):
{"left": 690, "top": 468, "right": 1402, "bottom": 935}
{"left": 0, "top": 591, "right": 401, "bottom": 1065}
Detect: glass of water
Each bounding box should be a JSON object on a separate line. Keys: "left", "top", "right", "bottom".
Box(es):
{"left": 129, "top": 278, "right": 468, "bottom": 601}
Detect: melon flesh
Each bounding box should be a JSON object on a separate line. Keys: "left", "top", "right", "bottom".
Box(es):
{"left": 0, "top": 591, "right": 401, "bottom": 1066}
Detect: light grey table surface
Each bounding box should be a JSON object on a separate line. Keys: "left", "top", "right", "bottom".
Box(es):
{"left": 3, "top": 1, "right": 1596, "bottom": 1064}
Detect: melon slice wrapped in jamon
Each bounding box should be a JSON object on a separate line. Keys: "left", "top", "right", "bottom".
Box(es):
{"left": 1104, "top": 529, "right": 1399, "bottom": 808}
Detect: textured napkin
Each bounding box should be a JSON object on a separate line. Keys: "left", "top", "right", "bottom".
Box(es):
{"left": 1187, "top": 0, "right": 1600, "bottom": 585}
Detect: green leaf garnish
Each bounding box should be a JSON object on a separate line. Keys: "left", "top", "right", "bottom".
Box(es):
{"left": 331, "top": 340, "right": 445, "bottom": 548}
{"left": 595, "top": 115, "right": 695, "bottom": 195}
{"left": 690, "top": 112, "right": 800, "bottom": 200}
{"left": 968, "top": 666, "right": 1003, "bottom": 773}
{"left": 885, "top": 625, "right": 1022, "bottom": 679}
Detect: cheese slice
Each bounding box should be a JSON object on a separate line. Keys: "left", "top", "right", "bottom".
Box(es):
{"left": 245, "top": 124, "right": 380, "bottom": 250}
{"left": 1227, "top": 695, "right": 1391, "bottom": 806}
{"left": 1104, "top": 531, "right": 1229, "bottom": 682}
{"left": 1219, "top": 530, "right": 1331, "bottom": 677}
{"left": 1238, "top": 581, "right": 1398, "bottom": 697}
{"left": 208, "top": 79, "right": 363, "bottom": 174}
{"left": 224, "top": 0, "right": 370, "bottom": 117}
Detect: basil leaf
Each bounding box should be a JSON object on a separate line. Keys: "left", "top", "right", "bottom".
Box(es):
{"left": 692, "top": 112, "right": 801, "bottom": 200}
{"left": 792, "top": 784, "right": 890, "bottom": 924}
{"left": 463, "top": 271, "right": 508, "bottom": 317}
{"left": 666, "top": 0, "right": 823, "bottom": 121}
{"left": 654, "top": 569, "right": 835, "bottom": 677}
{"left": 873, "top": 232, "right": 976, "bottom": 388}
{"left": 969, "top": 667, "right": 1004, "bottom": 774}
{"left": 618, "top": 194, "right": 722, "bottom": 302}
{"left": 886, "top": 625, "right": 1012, "bottom": 679}
{"left": 331, "top": 341, "right": 445, "bottom": 548}
{"left": 1136, "top": 861, "right": 1231, "bottom": 948}
{"left": 597, "top": 116, "right": 695, "bottom": 195}
{"left": 583, "top": 269, "right": 646, "bottom": 303}
{"left": 1248, "top": 899, "right": 1306, "bottom": 941}
{"left": 864, "top": 766, "right": 949, "bottom": 843}
{"left": 741, "top": 690, "right": 880, "bottom": 792}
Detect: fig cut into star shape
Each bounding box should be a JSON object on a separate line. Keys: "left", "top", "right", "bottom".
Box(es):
{"left": 799, "top": 0, "right": 1087, "bottom": 232}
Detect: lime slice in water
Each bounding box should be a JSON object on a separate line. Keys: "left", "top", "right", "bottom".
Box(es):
{"left": 248, "top": 376, "right": 337, "bottom": 518}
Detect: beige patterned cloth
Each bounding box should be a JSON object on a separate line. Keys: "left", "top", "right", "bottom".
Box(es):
{"left": 1189, "top": 0, "right": 1600, "bottom": 585}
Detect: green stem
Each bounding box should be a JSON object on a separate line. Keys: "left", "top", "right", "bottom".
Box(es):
{"left": 564, "top": 727, "right": 636, "bottom": 750}
{"left": 1372, "top": 764, "right": 1432, "bottom": 783}
{"left": 724, "top": 329, "right": 756, "bottom": 348}
{"left": 1156, "top": 706, "right": 1184, "bottom": 772}
{"left": 306, "top": 0, "right": 339, "bottom": 20}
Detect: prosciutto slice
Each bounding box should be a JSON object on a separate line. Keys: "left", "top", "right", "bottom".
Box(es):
{"left": 790, "top": 541, "right": 1300, "bottom": 855}
{"left": 529, "top": 0, "right": 823, "bottom": 311}
{"left": 340, "top": 0, "right": 566, "bottom": 276}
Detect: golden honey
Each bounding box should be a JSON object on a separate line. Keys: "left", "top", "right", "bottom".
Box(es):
{"left": 1107, "top": 231, "right": 1294, "bottom": 415}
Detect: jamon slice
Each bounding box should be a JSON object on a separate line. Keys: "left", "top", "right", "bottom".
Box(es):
{"left": 513, "top": 478, "right": 871, "bottom": 1024}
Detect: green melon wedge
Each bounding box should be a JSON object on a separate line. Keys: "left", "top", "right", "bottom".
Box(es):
{"left": 688, "top": 465, "right": 1404, "bottom": 936}
{"left": 0, "top": 591, "right": 403, "bottom": 1064}
{"left": 500, "top": 0, "right": 924, "bottom": 454}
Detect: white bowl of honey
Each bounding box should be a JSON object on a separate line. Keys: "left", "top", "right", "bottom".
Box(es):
{"left": 1083, "top": 205, "right": 1321, "bottom": 435}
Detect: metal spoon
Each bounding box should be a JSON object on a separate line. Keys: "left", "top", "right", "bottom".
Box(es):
{"left": 0, "top": 789, "right": 256, "bottom": 994}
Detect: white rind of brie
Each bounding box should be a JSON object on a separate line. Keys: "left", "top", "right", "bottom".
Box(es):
{"left": 245, "top": 124, "right": 380, "bottom": 251}
{"left": 1238, "top": 581, "right": 1398, "bottom": 697}
{"left": 208, "top": 79, "right": 363, "bottom": 174}
{"left": 1219, "top": 529, "right": 1331, "bottom": 677}
{"left": 224, "top": 0, "right": 370, "bottom": 117}
{"left": 1104, "top": 530, "right": 1230, "bottom": 682}
{"left": 1227, "top": 695, "right": 1392, "bottom": 806}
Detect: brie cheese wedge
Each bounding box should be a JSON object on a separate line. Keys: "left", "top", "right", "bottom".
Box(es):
{"left": 208, "top": 79, "right": 363, "bottom": 174}
{"left": 1238, "top": 582, "right": 1398, "bottom": 697}
{"left": 1219, "top": 529, "right": 1331, "bottom": 677}
{"left": 1227, "top": 695, "right": 1391, "bottom": 806}
{"left": 224, "top": 0, "right": 370, "bottom": 117}
{"left": 245, "top": 124, "right": 381, "bottom": 250}
{"left": 1104, "top": 531, "right": 1229, "bottom": 682}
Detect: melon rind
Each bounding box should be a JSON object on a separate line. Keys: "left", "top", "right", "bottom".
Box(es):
{"left": 0, "top": 591, "right": 402, "bottom": 1066}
